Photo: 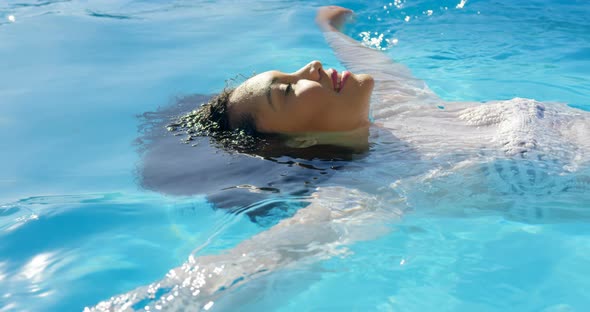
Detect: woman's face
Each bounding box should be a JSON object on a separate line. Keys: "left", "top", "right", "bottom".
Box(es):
{"left": 228, "top": 60, "right": 374, "bottom": 133}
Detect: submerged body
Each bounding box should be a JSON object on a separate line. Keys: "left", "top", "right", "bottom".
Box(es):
{"left": 89, "top": 6, "right": 590, "bottom": 312}
{"left": 325, "top": 30, "right": 590, "bottom": 166}
{"left": 324, "top": 29, "right": 590, "bottom": 217}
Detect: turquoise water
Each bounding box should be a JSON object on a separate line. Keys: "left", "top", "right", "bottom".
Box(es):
{"left": 1, "top": 0, "right": 589, "bottom": 311}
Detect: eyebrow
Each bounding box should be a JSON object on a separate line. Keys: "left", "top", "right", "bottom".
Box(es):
{"left": 266, "top": 77, "right": 279, "bottom": 111}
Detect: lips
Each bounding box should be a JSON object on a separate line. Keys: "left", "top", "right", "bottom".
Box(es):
{"left": 330, "top": 69, "right": 350, "bottom": 93}
{"left": 330, "top": 69, "right": 339, "bottom": 92}
{"left": 339, "top": 71, "right": 350, "bottom": 92}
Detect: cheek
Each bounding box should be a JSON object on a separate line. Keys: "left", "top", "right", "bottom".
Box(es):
{"left": 292, "top": 88, "right": 331, "bottom": 114}
{"left": 283, "top": 93, "right": 333, "bottom": 130}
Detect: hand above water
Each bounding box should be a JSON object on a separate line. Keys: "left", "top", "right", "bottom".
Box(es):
{"left": 316, "top": 6, "right": 353, "bottom": 32}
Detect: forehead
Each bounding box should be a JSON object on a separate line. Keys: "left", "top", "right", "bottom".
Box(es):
{"left": 233, "top": 71, "right": 274, "bottom": 99}
{"left": 228, "top": 71, "right": 276, "bottom": 119}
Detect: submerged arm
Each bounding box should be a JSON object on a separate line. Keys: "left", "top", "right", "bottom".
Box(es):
{"left": 88, "top": 187, "right": 402, "bottom": 311}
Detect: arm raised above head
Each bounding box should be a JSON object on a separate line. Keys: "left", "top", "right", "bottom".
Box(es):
{"left": 316, "top": 6, "right": 440, "bottom": 110}
{"left": 315, "top": 6, "right": 398, "bottom": 73}
{"left": 315, "top": 6, "right": 353, "bottom": 32}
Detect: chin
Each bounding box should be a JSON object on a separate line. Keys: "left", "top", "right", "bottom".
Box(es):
{"left": 358, "top": 73, "right": 375, "bottom": 90}
{"left": 348, "top": 73, "right": 374, "bottom": 96}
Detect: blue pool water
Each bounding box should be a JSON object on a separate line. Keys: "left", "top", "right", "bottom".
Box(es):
{"left": 1, "top": 0, "right": 589, "bottom": 311}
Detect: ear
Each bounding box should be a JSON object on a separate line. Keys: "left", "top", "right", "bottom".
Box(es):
{"left": 285, "top": 136, "right": 318, "bottom": 149}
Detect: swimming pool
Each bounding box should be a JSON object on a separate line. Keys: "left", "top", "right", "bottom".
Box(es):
{"left": 1, "top": 0, "right": 589, "bottom": 311}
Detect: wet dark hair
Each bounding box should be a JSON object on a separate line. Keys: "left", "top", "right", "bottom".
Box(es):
{"left": 166, "top": 88, "right": 367, "bottom": 161}
{"left": 167, "top": 88, "right": 265, "bottom": 153}
{"left": 137, "top": 92, "right": 372, "bottom": 226}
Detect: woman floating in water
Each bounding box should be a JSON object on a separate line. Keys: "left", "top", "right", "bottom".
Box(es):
{"left": 183, "top": 6, "right": 588, "bottom": 164}
{"left": 91, "top": 6, "right": 590, "bottom": 311}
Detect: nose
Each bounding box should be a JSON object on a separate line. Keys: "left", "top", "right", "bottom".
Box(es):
{"left": 294, "top": 60, "right": 323, "bottom": 81}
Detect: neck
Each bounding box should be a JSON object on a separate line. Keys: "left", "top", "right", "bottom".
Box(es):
{"left": 285, "top": 126, "right": 370, "bottom": 152}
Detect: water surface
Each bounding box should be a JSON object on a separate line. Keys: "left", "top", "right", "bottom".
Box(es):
{"left": 1, "top": 0, "right": 589, "bottom": 311}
